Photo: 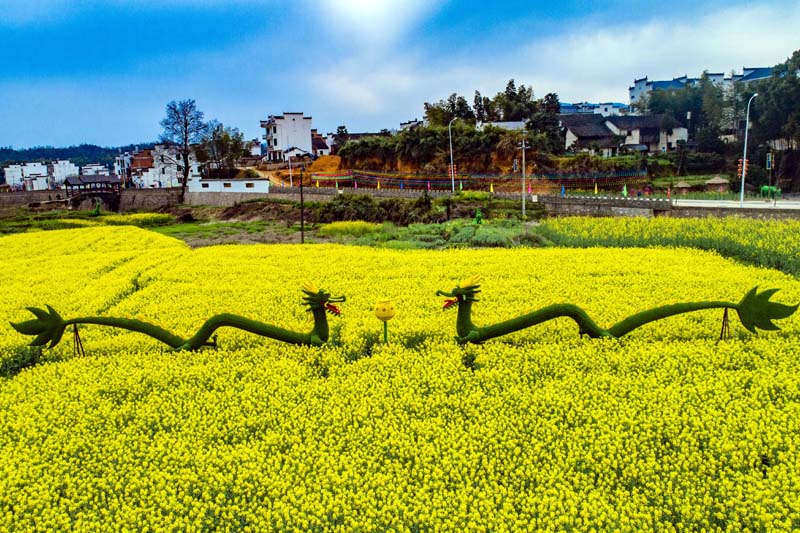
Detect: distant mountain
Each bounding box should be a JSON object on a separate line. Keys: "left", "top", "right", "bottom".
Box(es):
{"left": 0, "top": 143, "right": 156, "bottom": 168}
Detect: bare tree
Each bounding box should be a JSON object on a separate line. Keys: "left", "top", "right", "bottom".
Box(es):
{"left": 160, "top": 99, "right": 206, "bottom": 202}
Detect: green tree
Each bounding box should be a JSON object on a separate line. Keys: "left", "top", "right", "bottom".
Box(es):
{"left": 423, "top": 93, "right": 475, "bottom": 126}
{"left": 194, "top": 121, "right": 247, "bottom": 179}
{"left": 527, "top": 93, "right": 563, "bottom": 154}
{"left": 752, "top": 50, "right": 800, "bottom": 149}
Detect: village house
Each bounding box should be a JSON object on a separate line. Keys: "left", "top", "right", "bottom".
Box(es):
{"left": 188, "top": 176, "right": 271, "bottom": 194}
{"left": 260, "top": 112, "right": 313, "bottom": 162}
{"left": 311, "top": 129, "right": 330, "bottom": 158}
{"left": 3, "top": 160, "right": 80, "bottom": 190}
{"left": 120, "top": 145, "right": 201, "bottom": 188}
{"left": 561, "top": 114, "right": 688, "bottom": 156}
{"left": 629, "top": 67, "right": 773, "bottom": 104}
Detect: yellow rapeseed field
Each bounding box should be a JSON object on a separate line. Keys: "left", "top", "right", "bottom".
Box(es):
{"left": 1, "top": 226, "right": 799, "bottom": 531}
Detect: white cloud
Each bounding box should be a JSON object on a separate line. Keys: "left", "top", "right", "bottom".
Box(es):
{"left": 309, "top": 0, "right": 444, "bottom": 48}
{"left": 311, "top": 0, "right": 800, "bottom": 129}
{"left": 516, "top": 1, "right": 800, "bottom": 103}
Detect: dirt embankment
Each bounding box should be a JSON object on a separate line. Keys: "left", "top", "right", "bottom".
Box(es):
{"left": 220, "top": 201, "right": 302, "bottom": 222}
{"left": 308, "top": 155, "right": 342, "bottom": 172}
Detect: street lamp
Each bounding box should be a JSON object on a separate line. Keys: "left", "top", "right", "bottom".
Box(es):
{"left": 740, "top": 93, "right": 758, "bottom": 208}
{"left": 448, "top": 117, "right": 458, "bottom": 193}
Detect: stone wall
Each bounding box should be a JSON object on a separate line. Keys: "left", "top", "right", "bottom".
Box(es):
{"left": 185, "top": 187, "right": 515, "bottom": 207}
{"left": 0, "top": 190, "right": 64, "bottom": 207}
{"left": 119, "top": 188, "right": 181, "bottom": 212}
{"left": 670, "top": 206, "right": 800, "bottom": 220}
{"left": 539, "top": 195, "right": 672, "bottom": 218}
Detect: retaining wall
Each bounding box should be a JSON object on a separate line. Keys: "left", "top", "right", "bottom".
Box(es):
{"left": 185, "top": 187, "right": 517, "bottom": 207}
{"left": 0, "top": 190, "right": 64, "bottom": 207}
{"left": 119, "top": 188, "right": 181, "bottom": 211}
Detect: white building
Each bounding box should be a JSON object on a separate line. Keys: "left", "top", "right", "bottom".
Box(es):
{"left": 260, "top": 113, "right": 313, "bottom": 162}
{"left": 188, "top": 177, "right": 271, "bottom": 193}
{"left": 82, "top": 163, "right": 110, "bottom": 176}
{"left": 122, "top": 145, "right": 201, "bottom": 188}
{"left": 25, "top": 176, "right": 50, "bottom": 191}
{"left": 50, "top": 160, "right": 79, "bottom": 185}
{"left": 3, "top": 161, "right": 58, "bottom": 190}
{"left": 629, "top": 67, "right": 772, "bottom": 105}
{"left": 561, "top": 113, "right": 688, "bottom": 157}
{"left": 247, "top": 139, "right": 262, "bottom": 157}
{"left": 4, "top": 165, "right": 24, "bottom": 188}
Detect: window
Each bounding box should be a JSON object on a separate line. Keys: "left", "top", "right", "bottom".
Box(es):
{"left": 162, "top": 168, "right": 166, "bottom": 174}
{"left": 201, "top": 183, "right": 209, "bottom": 189}
{"left": 245, "top": 182, "right": 254, "bottom": 188}
{"left": 223, "top": 182, "right": 232, "bottom": 188}
{"left": 273, "top": 126, "right": 277, "bottom": 134}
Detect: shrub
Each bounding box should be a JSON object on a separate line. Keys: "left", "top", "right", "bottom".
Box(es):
{"left": 317, "top": 221, "right": 383, "bottom": 237}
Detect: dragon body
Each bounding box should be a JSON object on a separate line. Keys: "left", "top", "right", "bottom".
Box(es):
{"left": 11, "top": 283, "right": 345, "bottom": 350}
{"left": 438, "top": 276, "right": 797, "bottom": 344}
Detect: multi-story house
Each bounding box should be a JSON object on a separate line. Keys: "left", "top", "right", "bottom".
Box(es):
{"left": 629, "top": 67, "right": 773, "bottom": 105}
{"left": 260, "top": 112, "right": 313, "bottom": 162}
{"left": 81, "top": 163, "right": 110, "bottom": 176}
{"left": 3, "top": 160, "right": 78, "bottom": 190}
{"left": 49, "top": 160, "right": 79, "bottom": 185}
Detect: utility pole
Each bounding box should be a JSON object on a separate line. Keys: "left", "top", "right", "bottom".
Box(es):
{"left": 521, "top": 129, "right": 527, "bottom": 218}
{"left": 300, "top": 163, "right": 305, "bottom": 244}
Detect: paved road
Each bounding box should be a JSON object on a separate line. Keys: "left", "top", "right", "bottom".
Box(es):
{"left": 672, "top": 198, "right": 800, "bottom": 210}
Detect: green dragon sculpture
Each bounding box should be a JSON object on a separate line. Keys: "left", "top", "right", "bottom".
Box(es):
{"left": 438, "top": 276, "right": 798, "bottom": 344}
{"left": 11, "top": 283, "right": 345, "bottom": 351}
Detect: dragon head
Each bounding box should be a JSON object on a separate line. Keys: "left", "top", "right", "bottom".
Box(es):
{"left": 301, "top": 282, "right": 346, "bottom": 316}
{"left": 436, "top": 275, "right": 482, "bottom": 310}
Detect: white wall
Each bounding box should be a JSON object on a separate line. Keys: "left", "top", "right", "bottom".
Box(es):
{"left": 279, "top": 114, "right": 312, "bottom": 154}
{"left": 4, "top": 165, "right": 24, "bottom": 187}
{"left": 565, "top": 129, "right": 578, "bottom": 150}
{"left": 21, "top": 162, "right": 48, "bottom": 177}
{"left": 659, "top": 127, "right": 689, "bottom": 152}
{"left": 26, "top": 176, "right": 50, "bottom": 191}
{"left": 264, "top": 113, "right": 313, "bottom": 161}
{"left": 147, "top": 145, "right": 201, "bottom": 187}
{"left": 188, "top": 179, "right": 271, "bottom": 193}
{"left": 82, "top": 164, "right": 109, "bottom": 176}
{"left": 51, "top": 160, "right": 79, "bottom": 184}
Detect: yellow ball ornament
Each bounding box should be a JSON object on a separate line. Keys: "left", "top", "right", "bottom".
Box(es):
{"left": 374, "top": 299, "right": 396, "bottom": 321}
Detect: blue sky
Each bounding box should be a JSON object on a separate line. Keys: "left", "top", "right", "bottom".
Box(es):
{"left": 1, "top": 0, "right": 798, "bottom": 148}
